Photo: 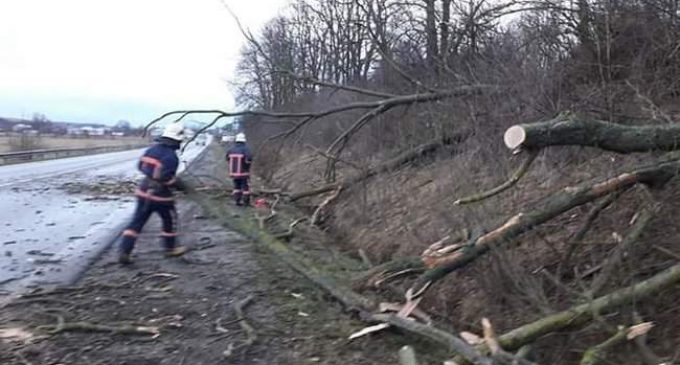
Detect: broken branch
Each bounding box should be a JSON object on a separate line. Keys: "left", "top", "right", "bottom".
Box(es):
{"left": 310, "top": 187, "right": 342, "bottom": 226}
{"left": 454, "top": 149, "right": 539, "bottom": 205}
{"left": 411, "top": 158, "right": 680, "bottom": 299}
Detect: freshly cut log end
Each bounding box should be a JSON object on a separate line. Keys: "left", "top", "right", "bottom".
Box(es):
{"left": 504, "top": 125, "right": 526, "bottom": 150}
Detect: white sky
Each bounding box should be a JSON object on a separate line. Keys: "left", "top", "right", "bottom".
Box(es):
{"left": 0, "top": 0, "right": 291, "bottom": 126}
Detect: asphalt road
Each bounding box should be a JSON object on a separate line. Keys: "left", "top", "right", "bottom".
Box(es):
{"left": 0, "top": 139, "right": 208, "bottom": 294}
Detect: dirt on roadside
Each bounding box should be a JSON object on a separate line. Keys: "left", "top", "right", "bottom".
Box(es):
{"left": 0, "top": 146, "right": 436, "bottom": 365}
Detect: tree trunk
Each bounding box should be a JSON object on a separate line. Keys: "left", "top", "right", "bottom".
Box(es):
{"left": 440, "top": 0, "right": 452, "bottom": 66}
{"left": 425, "top": 0, "right": 439, "bottom": 72}
{"left": 504, "top": 115, "right": 680, "bottom": 153}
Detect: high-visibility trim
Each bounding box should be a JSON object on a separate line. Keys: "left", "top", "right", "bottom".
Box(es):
{"left": 135, "top": 189, "right": 175, "bottom": 202}
{"left": 228, "top": 153, "right": 245, "bottom": 176}
{"left": 243, "top": 191, "right": 251, "bottom": 195}
{"left": 230, "top": 172, "right": 250, "bottom": 177}
{"left": 160, "top": 231, "right": 178, "bottom": 237}
{"left": 140, "top": 156, "right": 163, "bottom": 179}
{"left": 123, "top": 229, "right": 138, "bottom": 237}
{"left": 140, "top": 156, "right": 162, "bottom": 166}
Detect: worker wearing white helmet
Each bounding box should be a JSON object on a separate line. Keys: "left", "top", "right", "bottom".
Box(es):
{"left": 118, "top": 122, "right": 188, "bottom": 264}
{"left": 226, "top": 132, "right": 253, "bottom": 206}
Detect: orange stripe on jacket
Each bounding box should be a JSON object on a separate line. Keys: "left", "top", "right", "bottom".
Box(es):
{"left": 123, "top": 229, "right": 138, "bottom": 237}
{"left": 140, "top": 156, "right": 163, "bottom": 180}
{"left": 135, "top": 189, "right": 175, "bottom": 202}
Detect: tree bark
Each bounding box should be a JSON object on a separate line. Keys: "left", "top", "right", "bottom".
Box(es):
{"left": 504, "top": 115, "right": 680, "bottom": 153}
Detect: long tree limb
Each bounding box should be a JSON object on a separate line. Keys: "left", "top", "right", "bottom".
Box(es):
{"left": 410, "top": 158, "right": 680, "bottom": 298}
{"left": 454, "top": 149, "right": 539, "bottom": 205}
{"left": 274, "top": 69, "right": 398, "bottom": 98}
{"left": 504, "top": 114, "right": 680, "bottom": 153}
{"left": 291, "top": 139, "right": 446, "bottom": 201}
{"left": 146, "top": 85, "right": 495, "bottom": 141}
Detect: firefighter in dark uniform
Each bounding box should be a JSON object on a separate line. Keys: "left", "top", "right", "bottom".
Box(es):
{"left": 226, "top": 133, "right": 253, "bottom": 206}
{"left": 118, "top": 122, "right": 188, "bottom": 264}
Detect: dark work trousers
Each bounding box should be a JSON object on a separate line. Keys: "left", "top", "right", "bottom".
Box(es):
{"left": 232, "top": 177, "right": 251, "bottom": 206}
{"left": 120, "top": 198, "right": 178, "bottom": 255}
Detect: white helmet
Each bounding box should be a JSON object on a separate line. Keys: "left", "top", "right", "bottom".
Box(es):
{"left": 161, "top": 122, "right": 185, "bottom": 141}
{"left": 235, "top": 133, "right": 246, "bottom": 142}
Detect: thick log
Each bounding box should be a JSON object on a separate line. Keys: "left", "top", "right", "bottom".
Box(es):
{"left": 290, "top": 140, "right": 445, "bottom": 201}
{"left": 504, "top": 115, "right": 680, "bottom": 153}
{"left": 411, "top": 159, "right": 679, "bottom": 296}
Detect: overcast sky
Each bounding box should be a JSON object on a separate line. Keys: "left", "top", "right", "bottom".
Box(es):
{"left": 0, "top": 0, "right": 290, "bottom": 126}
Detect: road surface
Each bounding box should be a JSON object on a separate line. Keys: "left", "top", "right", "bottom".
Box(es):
{"left": 0, "top": 139, "right": 208, "bottom": 294}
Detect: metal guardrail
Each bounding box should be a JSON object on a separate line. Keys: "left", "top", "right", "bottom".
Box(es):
{"left": 0, "top": 145, "right": 147, "bottom": 166}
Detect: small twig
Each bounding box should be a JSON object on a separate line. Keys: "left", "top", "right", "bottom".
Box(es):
{"left": 454, "top": 149, "right": 539, "bottom": 205}
{"left": 273, "top": 217, "right": 308, "bottom": 240}
{"left": 224, "top": 295, "right": 256, "bottom": 358}
{"left": 652, "top": 244, "right": 680, "bottom": 261}
{"left": 310, "top": 187, "right": 342, "bottom": 226}
{"left": 358, "top": 249, "right": 373, "bottom": 268}
{"left": 38, "top": 318, "right": 159, "bottom": 336}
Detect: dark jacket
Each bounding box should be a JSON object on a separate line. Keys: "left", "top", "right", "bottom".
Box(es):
{"left": 226, "top": 142, "right": 253, "bottom": 178}
{"left": 135, "top": 137, "right": 181, "bottom": 203}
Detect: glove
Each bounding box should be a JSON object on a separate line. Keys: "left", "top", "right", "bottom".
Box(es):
{"left": 173, "top": 177, "right": 188, "bottom": 192}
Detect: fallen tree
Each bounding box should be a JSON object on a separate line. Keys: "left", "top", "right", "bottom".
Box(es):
{"left": 389, "top": 157, "right": 678, "bottom": 298}
{"left": 504, "top": 114, "right": 680, "bottom": 153}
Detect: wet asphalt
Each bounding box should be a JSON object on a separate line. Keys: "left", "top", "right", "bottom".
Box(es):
{"left": 0, "top": 140, "right": 207, "bottom": 294}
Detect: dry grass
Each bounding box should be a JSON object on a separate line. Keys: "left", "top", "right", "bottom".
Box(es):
{"left": 265, "top": 136, "right": 680, "bottom": 363}
{"left": 0, "top": 135, "right": 146, "bottom": 153}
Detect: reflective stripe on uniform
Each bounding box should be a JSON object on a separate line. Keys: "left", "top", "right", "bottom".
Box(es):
{"left": 135, "top": 189, "right": 175, "bottom": 202}
{"left": 140, "top": 156, "right": 163, "bottom": 179}
{"left": 123, "top": 229, "right": 138, "bottom": 237}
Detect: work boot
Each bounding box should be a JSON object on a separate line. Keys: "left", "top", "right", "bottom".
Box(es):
{"left": 165, "top": 246, "right": 187, "bottom": 257}
{"left": 118, "top": 253, "right": 133, "bottom": 265}
{"left": 242, "top": 195, "right": 250, "bottom": 207}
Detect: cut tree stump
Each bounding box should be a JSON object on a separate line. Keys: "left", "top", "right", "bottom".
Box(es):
{"left": 504, "top": 115, "right": 680, "bottom": 153}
